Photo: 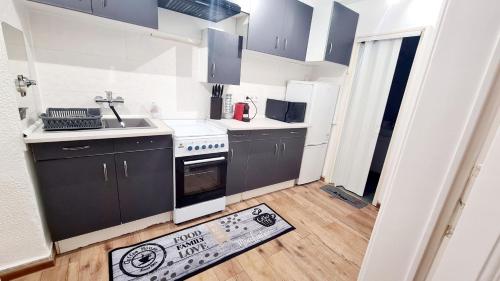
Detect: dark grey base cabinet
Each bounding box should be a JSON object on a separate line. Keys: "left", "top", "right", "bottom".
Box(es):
{"left": 32, "top": 135, "right": 173, "bottom": 241}
{"left": 36, "top": 154, "right": 121, "bottom": 241}
{"left": 226, "top": 129, "right": 306, "bottom": 195}
{"left": 115, "top": 149, "right": 173, "bottom": 223}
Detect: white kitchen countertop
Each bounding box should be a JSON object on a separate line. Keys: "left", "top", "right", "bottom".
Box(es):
{"left": 23, "top": 116, "right": 174, "bottom": 144}
{"left": 209, "top": 118, "right": 309, "bottom": 131}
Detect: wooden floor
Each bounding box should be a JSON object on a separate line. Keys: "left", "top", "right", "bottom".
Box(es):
{"left": 14, "top": 182, "right": 378, "bottom": 281}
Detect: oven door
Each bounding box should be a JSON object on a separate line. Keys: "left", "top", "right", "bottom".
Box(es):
{"left": 175, "top": 152, "right": 227, "bottom": 208}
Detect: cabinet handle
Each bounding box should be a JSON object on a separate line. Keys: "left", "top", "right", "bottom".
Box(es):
{"left": 103, "top": 163, "right": 108, "bottom": 182}
{"left": 230, "top": 149, "right": 234, "bottom": 162}
{"left": 102, "top": 0, "right": 107, "bottom": 8}
{"left": 211, "top": 63, "right": 216, "bottom": 78}
{"left": 282, "top": 143, "right": 286, "bottom": 153}
{"left": 274, "top": 143, "right": 278, "bottom": 156}
{"left": 62, "top": 145, "right": 90, "bottom": 151}
{"left": 275, "top": 36, "right": 280, "bottom": 49}
{"left": 284, "top": 38, "right": 288, "bottom": 50}
{"left": 123, "top": 161, "right": 128, "bottom": 178}
{"left": 329, "top": 42, "right": 333, "bottom": 54}
{"left": 290, "top": 131, "right": 298, "bottom": 134}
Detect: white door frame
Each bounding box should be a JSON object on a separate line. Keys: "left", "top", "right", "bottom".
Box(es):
{"left": 324, "top": 26, "right": 433, "bottom": 206}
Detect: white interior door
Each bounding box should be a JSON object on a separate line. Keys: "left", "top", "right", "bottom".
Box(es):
{"left": 332, "top": 39, "right": 402, "bottom": 196}
{"left": 429, "top": 125, "right": 500, "bottom": 281}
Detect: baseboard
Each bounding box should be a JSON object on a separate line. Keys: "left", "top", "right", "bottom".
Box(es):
{"left": 226, "top": 194, "right": 242, "bottom": 205}
{"left": 241, "top": 180, "right": 295, "bottom": 200}
{"left": 55, "top": 211, "right": 172, "bottom": 253}
{"left": 0, "top": 247, "right": 55, "bottom": 281}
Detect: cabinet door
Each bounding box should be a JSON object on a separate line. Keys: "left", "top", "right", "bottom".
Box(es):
{"left": 91, "top": 0, "right": 158, "bottom": 28}
{"left": 247, "top": 0, "right": 286, "bottom": 56}
{"left": 325, "top": 2, "right": 359, "bottom": 65}
{"left": 115, "top": 149, "right": 174, "bottom": 223}
{"left": 245, "top": 138, "right": 280, "bottom": 190}
{"left": 282, "top": 0, "right": 313, "bottom": 61}
{"left": 276, "top": 137, "right": 306, "bottom": 182}
{"left": 36, "top": 155, "right": 121, "bottom": 241}
{"left": 207, "top": 29, "right": 243, "bottom": 85}
{"left": 30, "top": 0, "right": 92, "bottom": 13}
{"left": 227, "top": 141, "right": 250, "bottom": 196}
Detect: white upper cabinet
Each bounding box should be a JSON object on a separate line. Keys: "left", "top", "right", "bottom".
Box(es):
{"left": 306, "top": 0, "right": 359, "bottom": 66}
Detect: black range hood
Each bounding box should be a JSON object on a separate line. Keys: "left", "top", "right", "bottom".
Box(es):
{"left": 158, "top": 0, "right": 242, "bottom": 23}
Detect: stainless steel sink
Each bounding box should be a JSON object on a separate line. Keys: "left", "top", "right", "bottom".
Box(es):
{"left": 102, "top": 118, "right": 156, "bottom": 129}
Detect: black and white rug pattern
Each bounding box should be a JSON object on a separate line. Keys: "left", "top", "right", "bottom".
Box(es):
{"left": 108, "top": 203, "right": 294, "bottom": 281}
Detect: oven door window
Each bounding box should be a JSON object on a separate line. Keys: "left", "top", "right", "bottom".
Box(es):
{"left": 176, "top": 154, "right": 227, "bottom": 208}
{"left": 184, "top": 163, "right": 221, "bottom": 196}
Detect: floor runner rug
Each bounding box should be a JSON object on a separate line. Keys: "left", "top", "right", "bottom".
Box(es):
{"left": 109, "top": 203, "right": 294, "bottom": 280}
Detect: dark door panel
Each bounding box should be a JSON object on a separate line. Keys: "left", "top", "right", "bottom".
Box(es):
{"left": 325, "top": 2, "right": 359, "bottom": 65}
{"left": 115, "top": 149, "right": 174, "bottom": 223}
{"left": 247, "top": 0, "right": 286, "bottom": 56}
{"left": 282, "top": 0, "right": 313, "bottom": 60}
{"left": 245, "top": 138, "right": 280, "bottom": 190}
{"left": 207, "top": 29, "right": 243, "bottom": 85}
{"left": 91, "top": 0, "right": 158, "bottom": 28}
{"left": 30, "top": 0, "right": 92, "bottom": 13}
{"left": 277, "top": 137, "right": 306, "bottom": 182}
{"left": 36, "top": 155, "right": 121, "bottom": 240}
{"left": 227, "top": 141, "right": 251, "bottom": 195}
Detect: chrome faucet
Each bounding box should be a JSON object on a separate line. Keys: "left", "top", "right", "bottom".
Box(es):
{"left": 95, "top": 91, "right": 126, "bottom": 128}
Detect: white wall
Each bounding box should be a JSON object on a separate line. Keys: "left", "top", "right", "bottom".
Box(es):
{"left": 348, "top": 0, "right": 445, "bottom": 37}
{"left": 26, "top": 5, "right": 313, "bottom": 120}
{"left": 0, "top": 0, "right": 51, "bottom": 272}
{"left": 358, "top": 0, "right": 500, "bottom": 280}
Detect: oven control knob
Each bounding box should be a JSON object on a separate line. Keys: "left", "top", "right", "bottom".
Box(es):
{"left": 195, "top": 146, "right": 200, "bottom": 150}
{"left": 187, "top": 146, "right": 193, "bottom": 151}
{"left": 214, "top": 144, "right": 219, "bottom": 148}
{"left": 202, "top": 145, "right": 206, "bottom": 149}
{"left": 208, "top": 144, "right": 213, "bottom": 149}
{"left": 221, "top": 143, "right": 225, "bottom": 148}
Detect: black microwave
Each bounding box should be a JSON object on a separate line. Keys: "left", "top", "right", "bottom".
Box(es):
{"left": 265, "top": 99, "right": 307, "bottom": 123}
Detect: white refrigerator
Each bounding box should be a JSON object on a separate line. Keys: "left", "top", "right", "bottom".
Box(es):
{"left": 285, "top": 81, "right": 340, "bottom": 184}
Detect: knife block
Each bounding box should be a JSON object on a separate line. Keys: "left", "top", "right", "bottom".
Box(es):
{"left": 210, "top": 97, "right": 223, "bottom": 120}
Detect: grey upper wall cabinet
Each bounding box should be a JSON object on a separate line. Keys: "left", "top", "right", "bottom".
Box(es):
{"left": 91, "top": 0, "right": 158, "bottom": 29}
{"left": 247, "top": 0, "right": 313, "bottom": 61}
{"left": 31, "top": 0, "right": 93, "bottom": 13}
{"left": 306, "top": 1, "right": 359, "bottom": 65}
{"left": 30, "top": 0, "right": 158, "bottom": 29}
{"left": 281, "top": 0, "right": 313, "bottom": 61}
{"left": 202, "top": 29, "right": 243, "bottom": 85}
{"left": 325, "top": 2, "right": 359, "bottom": 65}
{"left": 247, "top": 0, "right": 286, "bottom": 57}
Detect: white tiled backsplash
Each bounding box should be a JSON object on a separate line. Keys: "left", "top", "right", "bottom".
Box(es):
{"left": 27, "top": 8, "right": 319, "bottom": 119}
